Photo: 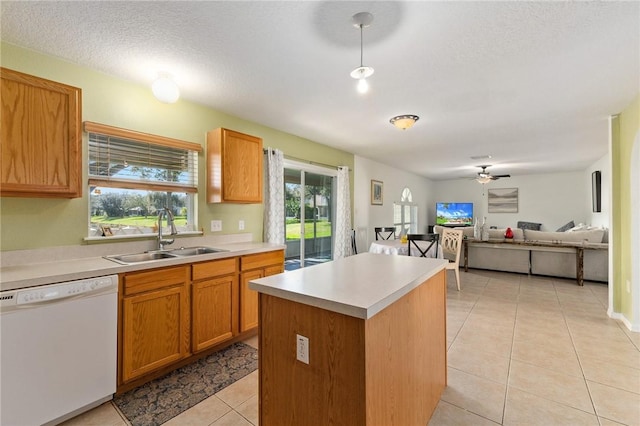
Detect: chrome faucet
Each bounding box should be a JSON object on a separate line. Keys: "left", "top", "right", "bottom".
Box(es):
{"left": 157, "top": 208, "right": 178, "bottom": 250}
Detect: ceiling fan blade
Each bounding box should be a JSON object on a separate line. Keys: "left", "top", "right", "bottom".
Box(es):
{"left": 492, "top": 174, "right": 511, "bottom": 178}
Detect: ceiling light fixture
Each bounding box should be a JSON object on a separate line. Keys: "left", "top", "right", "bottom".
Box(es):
{"left": 350, "top": 12, "right": 374, "bottom": 94}
{"left": 390, "top": 114, "right": 419, "bottom": 130}
{"left": 152, "top": 72, "right": 180, "bottom": 103}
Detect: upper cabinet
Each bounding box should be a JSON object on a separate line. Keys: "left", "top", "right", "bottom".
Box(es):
{"left": 1, "top": 68, "right": 82, "bottom": 198}
{"left": 206, "top": 128, "right": 263, "bottom": 203}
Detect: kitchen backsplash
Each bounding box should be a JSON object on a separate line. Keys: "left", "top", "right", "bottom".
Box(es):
{"left": 0, "top": 233, "right": 253, "bottom": 268}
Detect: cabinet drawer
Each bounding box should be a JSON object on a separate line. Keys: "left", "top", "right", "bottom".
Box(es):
{"left": 240, "top": 250, "right": 284, "bottom": 271}
{"left": 192, "top": 257, "right": 238, "bottom": 281}
{"left": 123, "top": 266, "right": 190, "bottom": 296}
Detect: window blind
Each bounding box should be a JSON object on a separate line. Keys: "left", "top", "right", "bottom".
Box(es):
{"left": 86, "top": 124, "right": 199, "bottom": 192}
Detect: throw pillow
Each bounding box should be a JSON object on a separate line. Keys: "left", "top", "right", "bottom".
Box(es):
{"left": 556, "top": 220, "right": 575, "bottom": 232}
{"left": 517, "top": 221, "right": 542, "bottom": 231}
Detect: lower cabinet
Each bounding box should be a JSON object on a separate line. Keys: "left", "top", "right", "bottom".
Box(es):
{"left": 240, "top": 251, "right": 285, "bottom": 332}
{"left": 191, "top": 258, "right": 238, "bottom": 353}
{"left": 120, "top": 265, "right": 190, "bottom": 384}
{"left": 117, "top": 249, "right": 284, "bottom": 389}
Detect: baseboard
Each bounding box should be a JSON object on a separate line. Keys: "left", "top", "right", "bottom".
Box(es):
{"left": 608, "top": 309, "right": 640, "bottom": 332}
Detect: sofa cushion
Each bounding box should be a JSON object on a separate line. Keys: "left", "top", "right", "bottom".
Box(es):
{"left": 568, "top": 223, "right": 588, "bottom": 232}
{"left": 556, "top": 220, "right": 575, "bottom": 232}
{"left": 517, "top": 221, "right": 542, "bottom": 230}
{"left": 524, "top": 229, "right": 605, "bottom": 243}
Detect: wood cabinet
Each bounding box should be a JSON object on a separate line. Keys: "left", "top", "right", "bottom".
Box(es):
{"left": 206, "top": 128, "right": 263, "bottom": 203}
{"left": 257, "top": 267, "right": 447, "bottom": 426}
{"left": 191, "top": 257, "right": 238, "bottom": 352}
{"left": 117, "top": 249, "right": 283, "bottom": 390}
{"left": 120, "top": 265, "right": 190, "bottom": 384}
{"left": 239, "top": 250, "right": 284, "bottom": 332}
{"left": 0, "top": 68, "right": 82, "bottom": 198}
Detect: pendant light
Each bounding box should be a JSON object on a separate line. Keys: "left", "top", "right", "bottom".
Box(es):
{"left": 350, "top": 12, "right": 374, "bottom": 94}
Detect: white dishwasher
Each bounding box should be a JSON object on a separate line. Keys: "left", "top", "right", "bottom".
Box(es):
{"left": 0, "top": 275, "right": 118, "bottom": 426}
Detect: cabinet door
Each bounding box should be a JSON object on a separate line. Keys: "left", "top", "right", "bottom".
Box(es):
{"left": 0, "top": 68, "right": 81, "bottom": 198}
{"left": 192, "top": 275, "right": 236, "bottom": 352}
{"left": 121, "top": 285, "right": 189, "bottom": 383}
{"left": 265, "top": 264, "right": 284, "bottom": 277}
{"left": 240, "top": 269, "right": 264, "bottom": 332}
{"left": 207, "top": 128, "right": 263, "bottom": 203}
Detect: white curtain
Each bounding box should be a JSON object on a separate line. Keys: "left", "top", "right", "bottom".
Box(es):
{"left": 333, "top": 166, "right": 353, "bottom": 259}
{"left": 263, "top": 148, "right": 284, "bottom": 244}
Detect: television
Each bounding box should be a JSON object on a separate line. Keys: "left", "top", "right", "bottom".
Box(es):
{"left": 436, "top": 202, "right": 473, "bottom": 226}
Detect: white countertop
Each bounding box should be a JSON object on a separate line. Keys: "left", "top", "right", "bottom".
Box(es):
{"left": 0, "top": 242, "right": 285, "bottom": 292}
{"left": 249, "top": 252, "right": 447, "bottom": 320}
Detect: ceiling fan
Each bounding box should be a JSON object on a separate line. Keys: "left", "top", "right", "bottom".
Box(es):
{"left": 475, "top": 165, "right": 510, "bottom": 184}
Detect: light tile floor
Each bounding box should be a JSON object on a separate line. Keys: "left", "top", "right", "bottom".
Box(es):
{"left": 63, "top": 270, "right": 640, "bottom": 426}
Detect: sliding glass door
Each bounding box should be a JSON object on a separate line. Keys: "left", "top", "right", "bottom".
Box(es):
{"left": 284, "top": 163, "right": 336, "bottom": 270}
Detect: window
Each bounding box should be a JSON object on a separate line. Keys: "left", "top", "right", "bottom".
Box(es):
{"left": 283, "top": 160, "right": 337, "bottom": 270}
{"left": 394, "top": 187, "right": 418, "bottom": 235}
{"left": 85, "top": 122, "right": 202, "bottom": 238}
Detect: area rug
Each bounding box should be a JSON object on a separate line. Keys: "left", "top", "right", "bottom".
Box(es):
{"left": 113, "top": 342, "right": 258, "bottom": 426}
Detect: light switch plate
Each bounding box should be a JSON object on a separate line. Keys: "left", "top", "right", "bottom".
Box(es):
{"left": 211, "top": 220, "right": 222, "bottom": 232}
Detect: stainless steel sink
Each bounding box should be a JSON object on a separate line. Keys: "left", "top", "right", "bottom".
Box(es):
{"left": 104, "top": 246, "right": 226, "bottom": 265}
{"left": 168, "top": 246, "right": 227, "bottom": 256}
{"left": 105, "top": 251, "right": 178, "bottom": 265}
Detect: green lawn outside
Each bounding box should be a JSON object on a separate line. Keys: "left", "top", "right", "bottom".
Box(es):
{"left": 286, "top": 221, "right": 332, "bottom": 240}
{"left": 91, "top": 216, "right": 188, "bottom": 227}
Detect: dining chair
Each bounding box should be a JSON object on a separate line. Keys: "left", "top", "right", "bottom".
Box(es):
{"left": 441, "top": 228, "right": 464, "bottom": 291}
{"left": 374, "top": 227, "right": 396, "bottom": 240}
{"left": 407, "top": 233, "right": 439, "bottom": 258}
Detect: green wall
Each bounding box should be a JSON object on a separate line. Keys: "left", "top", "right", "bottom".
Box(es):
{"left": 0, "top": 42, "right": 354, "bottom": 251}
{"left": 612, "top": 94, "right": 639, "bottom": 321}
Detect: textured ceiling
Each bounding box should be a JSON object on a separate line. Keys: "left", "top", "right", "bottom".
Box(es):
{"left": 2, "top": 1, "right": 638, "bottom": 180}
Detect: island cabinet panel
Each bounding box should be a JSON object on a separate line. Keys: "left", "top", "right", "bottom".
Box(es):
{"left": 191, "top": 258, "right": 239, "bottom": 352}
{"left": 258, "top": 269, "right": 447, "bottom": 426}
{"left": 239, "top": 250, "right": 284, "bottom": 332}
{"left": 119, "top": 265, "right": 190, "bottom": 384}
{"left": 364, "top": 269, "right": 447, "bottom": 425}
{"left": 259, "top": 294, "right": 367, "bottom": 426}
{"left": 0, "top": 67, "right": 82, "bottom": 198}
{"left": 206, "top": 128, "right": 263, "bottom": 203}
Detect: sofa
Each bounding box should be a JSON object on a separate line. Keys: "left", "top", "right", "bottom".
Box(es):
{"left": 433, "top": 225, "right": 608, "bottom": 283}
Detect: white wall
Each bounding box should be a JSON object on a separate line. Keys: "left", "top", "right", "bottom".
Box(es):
{"left": 431, "top": 171, "right": 589, "bottom": 231}
{"left": 585, "top": 154, "right": 610, "bottom": 228}
{"left": 353, "top": 156, "right": 433, "bottom": 252}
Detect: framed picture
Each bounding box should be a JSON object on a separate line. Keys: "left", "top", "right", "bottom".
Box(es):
{"left": 488, "top": 188, "right": 518, "bottom": 213}
{"left": 101, "top": 225, "right": 113, "bottom": 236}
{"left": 371, "top": 180, "right": 383, "bottom": 205}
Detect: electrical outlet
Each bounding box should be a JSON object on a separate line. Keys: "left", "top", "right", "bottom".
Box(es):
{"left": 210, "top": 220, "right": 222, "bottom": 232}
{"left": 238, "top": 220, "right": 245, "bottom": 230}
{"left": 296, "top": 334, "right": 309, "bottom": 364}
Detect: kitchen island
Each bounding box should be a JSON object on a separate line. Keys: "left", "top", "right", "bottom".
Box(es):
{"left": 249, "top": 252, "right": 448, "bottom": 426}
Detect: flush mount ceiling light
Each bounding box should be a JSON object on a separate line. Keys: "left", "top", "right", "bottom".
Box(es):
{"left": 152, "top": 73, "right": 180, "bottom": 103}
{"left": 350, "top": 12, "right": 374, "bottom": 94}
{"left": 390, "top": 115, "right": 419, "bottom": 130}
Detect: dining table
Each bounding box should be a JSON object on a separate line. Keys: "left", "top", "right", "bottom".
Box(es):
{"left": 369, "top": 238, "right": 442, "bottom": 258}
